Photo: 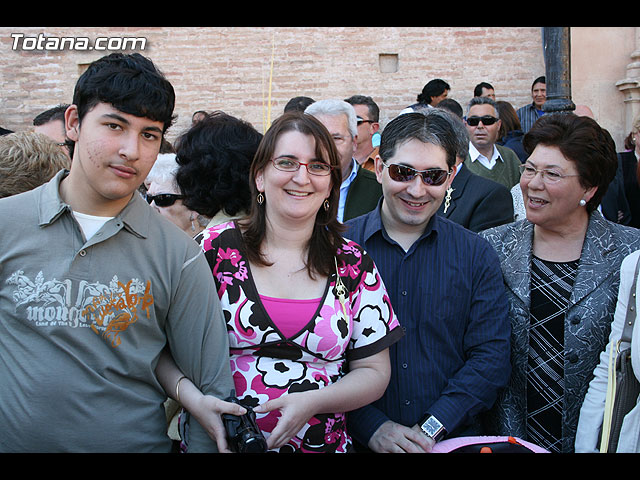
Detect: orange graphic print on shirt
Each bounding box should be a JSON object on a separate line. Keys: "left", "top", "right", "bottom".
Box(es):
{"left": 6, "top": 271, "right": 154, "bottom": 347}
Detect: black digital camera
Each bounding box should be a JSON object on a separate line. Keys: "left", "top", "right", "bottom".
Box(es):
{"left": 223, "top": 396, "right": 268, "bottom": 453}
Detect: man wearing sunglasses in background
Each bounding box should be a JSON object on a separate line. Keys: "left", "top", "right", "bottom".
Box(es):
{"left": 345, "top": 95, "right": 381, "bottom": 172}
{"left": 344, "top": 112, "right": 511, "bottom": 453}
{"left": 464, "top": 97, "right": 522, "bottom": 190}
{"left": 432, "top": 106, "right": 514, "bottom": 233}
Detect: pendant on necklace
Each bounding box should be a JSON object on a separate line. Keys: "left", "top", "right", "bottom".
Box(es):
{"left": 443, "top": 187, "right": 454, "bottom": 214}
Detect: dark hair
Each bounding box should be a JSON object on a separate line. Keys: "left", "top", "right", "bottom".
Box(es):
{"left": 532, "top": 76, "right": 546, "bottom": 90}
{"left": 33, "top": 104, "right": 69, "bottom": 126}
{"left": 425, "top": 108, "right": 469, "bottom": 160}
{"left": 344, "top": 95, "right": 380, "bottom": 122}
{"left": 283, "top": 96, "right": 315, "bottom": 113}
{"left": 467, "top": 96, "right": 499, "bottom": 118}
{"left": 379, "top": 112, "right": 458, "bottom": 169}
{"left": 495, "top": 100, "right": 522, "bottom": 137}
{"left": 473, "top": 82, "right": 494, "bottom": 97}
{"left": 72, "top": 53, "right": 175, "bottom": 133}
{"left": 174, "top": 111, "right": 262, "bottom": 218}
{"left": 241, "top": 111, "right": 345, "bottom": 278}
{"left": 522, "top": 113, "right": 617, "bottom": 213}
{"left": 436, "top": 98, "right": 464, "bottom": 119}
{"left": 33, "top": 103, "right": 74, "bottom": 157}
{"left": 417, "top": 79, "right": 450, "bottom": 105}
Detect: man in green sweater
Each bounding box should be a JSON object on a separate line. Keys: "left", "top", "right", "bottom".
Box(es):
{"left": 464, "top": 97, "right": 521, "bottom": 190}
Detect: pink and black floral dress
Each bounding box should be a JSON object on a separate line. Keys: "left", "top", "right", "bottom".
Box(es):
{"left": 199, "top": 221, "right": 403, "bottom": 452}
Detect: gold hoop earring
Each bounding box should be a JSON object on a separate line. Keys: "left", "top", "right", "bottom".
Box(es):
{"left": 257, "top": 192, "right": 265, "bottom": 205}
{"left": 323, "top": 199, "right": 330, "bottom": 211}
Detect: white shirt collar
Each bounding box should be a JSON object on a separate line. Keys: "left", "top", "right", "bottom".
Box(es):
{"left": 468, "top": 142, "right": 501, "bottom": 169}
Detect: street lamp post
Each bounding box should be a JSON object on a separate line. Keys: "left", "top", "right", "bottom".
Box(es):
{"left": 542, "top": 27, "right": 575, "bottom": 114}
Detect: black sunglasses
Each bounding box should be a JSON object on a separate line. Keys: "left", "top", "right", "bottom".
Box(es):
{"left": 383, "top": 162, "right": 451, "bottom": 186}
{"left": 466, "top": 115, "right": 499, "bottom": 126}
{"left": 146, "top": 193, "right": 184, "bottom": 207}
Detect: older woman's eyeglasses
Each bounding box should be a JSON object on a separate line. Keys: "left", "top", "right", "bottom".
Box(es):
{"left": 519, "top": 164, "right": 580, "bottom": 184}
{"left": 146, "top": 193, "right": 184, "bottom": 207}
{"left": 271, "top": 157, "right": 333, "bottom": 176}
{"left": 383, "top": 161, "right": 451, "bottom": 186}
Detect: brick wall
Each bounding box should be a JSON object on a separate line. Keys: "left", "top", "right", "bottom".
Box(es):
{"left": 0, "top": 26, "right": 545, "bottom": 142}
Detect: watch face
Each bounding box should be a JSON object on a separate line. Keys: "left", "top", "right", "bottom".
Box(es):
{"left": 421, "top": 416, "right": 443, "bottom": 437}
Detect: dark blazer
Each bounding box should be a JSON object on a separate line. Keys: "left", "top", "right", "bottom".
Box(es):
{"left": 600, "top": 154, "right": 631, "bottom": 225}
{"left": 437, "top": 163, "right": 514, "bottom": 232}
{"left": 343, "top": 166, "right": 382, "bottom": 222}
{"left": 619, "top": 151, "right": 640, "bottom": 228}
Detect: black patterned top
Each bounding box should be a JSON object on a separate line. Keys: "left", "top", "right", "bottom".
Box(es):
{"left": 527, "top": 256, "right": 578, "bottom": 452}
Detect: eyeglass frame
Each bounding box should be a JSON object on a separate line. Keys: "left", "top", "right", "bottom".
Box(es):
{"left": 146, "top": 193, "right": 184, "bottom": 207}
{"left": 518, "top": 163, "right": 581, "bottom": 183}
{"left": 382, "top": 161, "right": 453, "bottom": 186}
{"left": 271, "top": 156, "right": 335, "bottom": 176}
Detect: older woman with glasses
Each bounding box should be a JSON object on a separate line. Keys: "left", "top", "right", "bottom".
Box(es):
{"left": 479, "top": 113, "right": 640, "bottom": 453}
{"left": 156, "top": 112, "right": 403, "bottom": 453}
{"left": 145, "top": 153, "right": 209, "bottom": 237}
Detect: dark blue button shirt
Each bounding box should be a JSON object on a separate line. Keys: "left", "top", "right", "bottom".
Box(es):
{"left": 344, "top": 205, "right": 511, "bottom": 445}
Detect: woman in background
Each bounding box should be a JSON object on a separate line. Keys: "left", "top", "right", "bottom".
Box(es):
{"left": 496, "top": 100, "right": 527, "bottom": 163}
{"left": 145, "top": 152, "right": 209, "bottom": 237}
{"left": 174, "top": 111, "right": 262, "bottom": 227}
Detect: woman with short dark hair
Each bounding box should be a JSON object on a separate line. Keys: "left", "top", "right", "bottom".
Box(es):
{"left": 479, "top": 113, "right": 640, "bottom": 453}
{"left": 174, "top": 111, "right": 262, "bottom": 227}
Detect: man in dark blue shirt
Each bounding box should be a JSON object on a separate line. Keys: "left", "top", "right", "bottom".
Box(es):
{"left": 345, "top": 111, "right": 511, "bottom": 453}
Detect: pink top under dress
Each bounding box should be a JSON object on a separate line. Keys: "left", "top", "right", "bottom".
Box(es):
{"left": 199, "top": 221, "right": 403, "bottom": 452}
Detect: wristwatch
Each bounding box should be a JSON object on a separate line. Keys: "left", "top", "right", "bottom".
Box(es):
{"left": 419, "top": 414, "right": 446, "bottom": 441}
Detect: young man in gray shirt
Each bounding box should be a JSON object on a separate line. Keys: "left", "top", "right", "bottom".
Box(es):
{"left": 0, "top": 53, "right": 239, "bottom": 453}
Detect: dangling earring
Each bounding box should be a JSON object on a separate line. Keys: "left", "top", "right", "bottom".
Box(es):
{"left": 323, "top": 199, "right": 330, "bottom": 211}
{"left": 257, "top": 192, "right": 265, "bottom": 205}
{"left": 579, "top": 199, "right": 587, "bottom": 207}
{"left": 190, "top": 212, "right": 196, "bottom": 232}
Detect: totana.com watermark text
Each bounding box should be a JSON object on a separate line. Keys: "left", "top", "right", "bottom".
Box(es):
{"left": 11, "top": 33, "right": 147, "bottom": 51}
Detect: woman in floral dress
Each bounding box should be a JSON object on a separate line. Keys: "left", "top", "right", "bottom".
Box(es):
{"left": 158, "top": 112, "right": 403, "bottom": 453}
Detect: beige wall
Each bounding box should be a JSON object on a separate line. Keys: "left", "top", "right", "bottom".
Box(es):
{"left": 571, "top": 27, "right": 638, "bottom": 149}
{"left": 0, "top": 26, "right": 635, "bottom": 150}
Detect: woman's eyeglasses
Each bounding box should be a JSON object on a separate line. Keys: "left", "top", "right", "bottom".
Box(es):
{"left": 519, "top": 164, "right": 580, "bottom": 184}
{"left": 383, "top": 162, "right": 451, "bottom": 186}
{"left": 272, "top": 157, "right": 334, "bottom": 176}
{"left": 465, "top": 115, "right": 499, "bottom": 127}
{"left": 146, "top": 193, "right": 184, "bottom": 207}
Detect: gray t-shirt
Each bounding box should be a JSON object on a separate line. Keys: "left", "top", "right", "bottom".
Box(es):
{"left": 0, "top": 170, "right": 233, "bottom": 452}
